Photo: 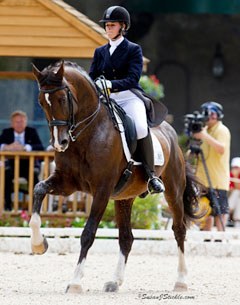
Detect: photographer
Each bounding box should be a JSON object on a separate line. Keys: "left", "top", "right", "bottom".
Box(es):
{"left": 193, "top": 101, "right": 231, "bottom": 232}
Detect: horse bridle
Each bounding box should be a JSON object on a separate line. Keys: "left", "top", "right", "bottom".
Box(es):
{"left": 39, "top": 85, "right": 101, "bottom": 142}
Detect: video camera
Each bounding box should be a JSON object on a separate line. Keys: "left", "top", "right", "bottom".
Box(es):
{"left": 184, "top": 111, "right": 207, "bottom": 136}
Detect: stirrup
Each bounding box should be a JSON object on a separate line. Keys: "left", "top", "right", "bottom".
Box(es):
{"left": 147, "top": 177, "right": 165, "bottom": 194}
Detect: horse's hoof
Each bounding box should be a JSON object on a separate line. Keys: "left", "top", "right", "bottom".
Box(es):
{"left": 174, "top": 282, "right": 188, "bottom": 292}
{"left": 66, "top": 284, "right": 83, "bottom": 294}
{"left": 103, "top": 281, "right": 119, "bottom": 292}
{"left": 31, "top": 236, "right": 48, "bottom": 255}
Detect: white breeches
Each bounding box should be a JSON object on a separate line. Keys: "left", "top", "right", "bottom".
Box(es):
{"left": 111, "top": 90, "right": 148, "bottom": 139}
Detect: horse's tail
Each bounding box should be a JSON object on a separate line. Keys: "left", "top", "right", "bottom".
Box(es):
{"left": 183, "top": 161, "right": 206, "bottom": 227}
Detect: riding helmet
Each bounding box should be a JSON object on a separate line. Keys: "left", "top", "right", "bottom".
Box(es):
{"left": 100, "top": 6, "right": 131, "bottom": 30}
{"left": 201, "top": 101, "right": 224, "bottom": 119}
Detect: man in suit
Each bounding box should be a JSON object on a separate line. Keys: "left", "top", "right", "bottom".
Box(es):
{"left": 89, "top": 6, "right": 165, "bottom": 194}
{"left": 0, "top": 110, "right": 44, "bottom": 210}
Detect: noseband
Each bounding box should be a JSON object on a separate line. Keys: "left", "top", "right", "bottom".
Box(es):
{"left": 40, "top": 85, "right": 101, "bottom": 142}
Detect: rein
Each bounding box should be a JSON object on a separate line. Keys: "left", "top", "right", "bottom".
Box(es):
{"left": 40, "top": 85, "right": 101, "bottom": 142}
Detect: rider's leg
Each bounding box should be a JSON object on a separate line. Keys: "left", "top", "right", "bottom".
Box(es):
{"left": 112, "top": 92, "right": 164, "bottom": 193}
{"left": 137, "top": 130, "right": 165, "bottom": 194}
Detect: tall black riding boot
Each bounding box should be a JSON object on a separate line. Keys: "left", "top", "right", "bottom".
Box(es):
{"left": 137, "top": 132, "right": 165, "bottom": 194}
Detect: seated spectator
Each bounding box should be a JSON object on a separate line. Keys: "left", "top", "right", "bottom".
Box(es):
{"left": 229, "top": 157, "right": 240, "bottom": 227}
{"left": 0, "top": 110, "right": 44, "bottom": 211}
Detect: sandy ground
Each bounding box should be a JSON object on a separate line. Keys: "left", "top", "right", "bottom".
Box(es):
{"left": 0, "top": 250, "right": 239, "bottom": 305}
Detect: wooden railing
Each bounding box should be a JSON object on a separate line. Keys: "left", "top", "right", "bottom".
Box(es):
{"left": 0, "top": 151, "right": 92, "bottom": 217}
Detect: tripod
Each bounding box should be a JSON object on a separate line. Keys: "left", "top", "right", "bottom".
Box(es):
{"left": 189, "top": 139, "right": 225, "bottom": 231}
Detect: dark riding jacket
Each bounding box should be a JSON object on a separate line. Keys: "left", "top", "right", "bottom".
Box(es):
{"left": 89, "top": 38, "right": 168, "bottom": 127}
{"left": 89, "top": 38, "right": 143, "bottom": 92}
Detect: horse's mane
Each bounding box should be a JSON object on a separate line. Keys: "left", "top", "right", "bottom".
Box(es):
{"left": 39, "top": 60, "right": 96, "bottom": 90}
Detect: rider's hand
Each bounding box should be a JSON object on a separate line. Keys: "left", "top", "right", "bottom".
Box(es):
{"left": 95, "top": 79, "right": 112, "bottom": 91}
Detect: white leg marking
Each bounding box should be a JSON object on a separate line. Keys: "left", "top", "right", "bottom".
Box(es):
{"left": 176, "top": 247, "right": 187, "bottom": 284}
{"left": 44, "top": 93, "right": 51, "bottom": 106}
{"left": 69, "top": 259, "right": 86, "bottom": 286}
{"left": 113, "top": 251, "right": 126, "bottom": 286}
{"left": 29, "top": 213, "right": 44, "bottom": 245}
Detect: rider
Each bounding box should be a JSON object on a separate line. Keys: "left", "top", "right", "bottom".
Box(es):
{"left": 89, "top": 6, "right": 164, "bottom": 194}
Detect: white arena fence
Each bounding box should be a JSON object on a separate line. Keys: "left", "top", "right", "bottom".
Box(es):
{"left": 0, "top": 227, "right": 240, "bottom": 256}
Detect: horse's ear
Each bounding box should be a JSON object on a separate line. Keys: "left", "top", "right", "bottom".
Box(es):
{"left": 32, "top": 63, "right": 42, "bottom": 82}
{"left": 56, "top": 61, "right": 64, "bottom": 79}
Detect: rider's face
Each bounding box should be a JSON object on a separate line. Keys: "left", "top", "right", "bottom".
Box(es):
{"left": 105, "top": 22, "right": 122, "bottom": 40}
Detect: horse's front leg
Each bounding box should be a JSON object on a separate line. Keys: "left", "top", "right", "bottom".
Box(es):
{"left": 103, "top": 199, "right": 134, "bottom": 292}
{"left": 29, "top": 178, "right": 60, "bottom": 254}
{"left": 66, "top": 191, "right": 110, "bottom": 294}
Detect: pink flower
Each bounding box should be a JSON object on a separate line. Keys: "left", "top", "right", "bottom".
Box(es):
{"left": 150, "top": 75, "right": 160, "bottom": 85}
{"left": 20, "top": 210, "right": 29, "bottom": 221}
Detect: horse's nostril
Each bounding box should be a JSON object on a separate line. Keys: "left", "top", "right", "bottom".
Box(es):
{"left": 61, "top": 139, "right": 68, "bottom": 146}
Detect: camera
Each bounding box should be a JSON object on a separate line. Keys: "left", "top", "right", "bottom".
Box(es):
{"left": 184, "top": 111, "right": 206, "bottom": 135}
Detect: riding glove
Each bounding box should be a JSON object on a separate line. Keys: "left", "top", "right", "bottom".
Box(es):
{"left": 95, "top": 79, "right": 112, "bottom": 91}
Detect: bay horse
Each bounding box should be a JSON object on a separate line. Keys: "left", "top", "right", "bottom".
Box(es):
{"left": 30, "top": 61, "right": 200, "bottom": 293}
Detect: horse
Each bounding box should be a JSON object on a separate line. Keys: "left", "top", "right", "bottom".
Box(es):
{"left": 30, "top": 60, "right": 200, "bottom": 293}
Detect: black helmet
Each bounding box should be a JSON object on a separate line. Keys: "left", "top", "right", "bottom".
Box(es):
{"left": 100, "top": 6, "right": 131, "bottom": 30}
{"left": 201, "top": 101, "right": 224, "bottom": 119}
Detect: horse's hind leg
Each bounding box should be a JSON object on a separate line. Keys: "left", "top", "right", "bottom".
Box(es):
{"left": 164, "top": 164, "right": 188, "bottom": 290}
{"left": 103, "top": 198, "right": 134, "bottom": 292}
{"left": 165, "top": 193, "right": 188, "bottom": 291}
{"left": 172, "top": 217, "right": 188, "bottom": 291}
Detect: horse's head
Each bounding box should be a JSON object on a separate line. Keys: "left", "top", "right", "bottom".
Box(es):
{"left": 32, "top": 61, "right": 77, "bottom": 152}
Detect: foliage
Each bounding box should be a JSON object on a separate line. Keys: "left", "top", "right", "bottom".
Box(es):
{"left": 178, "top": 132, "right": 189, "bottom": 154}
{"left": 70, "top": 195, "right": 164, "bottom": 230}
{"left": 131, "top": 195, "right": 163, "bottom": 229}
{"left": 0, "top": 194, "right": 166, "bottom": 229}
{"left": 139, "top": 75, "right": 164, "bottom": 100}
{"left": 178, "top": 133, "right": 199, "bottom": 168}
{"left": 101, "top": 194, "right": 164, "bottom": 229}
{"left": 71, "top": 217, "right": 86, "bottom": 228}
{"left": 0, "top": 210, "right": 30, "bottom": 227}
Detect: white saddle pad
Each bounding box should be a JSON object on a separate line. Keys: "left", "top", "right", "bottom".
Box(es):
{"left": 151, "top": 132, "right": 164, "bottom": 166}
{"left": 114, "top": 109, "right": 164, "bottom": 166}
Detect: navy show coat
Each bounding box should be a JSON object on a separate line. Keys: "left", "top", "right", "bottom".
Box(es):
{"left": 89, "top": 38, "right": 143, "bottom": 93}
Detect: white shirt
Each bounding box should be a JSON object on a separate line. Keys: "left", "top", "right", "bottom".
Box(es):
{"left": 14, "top": 132, "right": 32, "bottom": 151}
{"left": 109, "top": 36, "right": 124, "bottom": 56}
{"left": 14, "top": 131, "right": 25, "bottom": 145}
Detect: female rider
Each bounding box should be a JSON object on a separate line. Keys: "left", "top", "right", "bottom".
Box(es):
{"left": 89, "top": 6, "right": 164, "bottom": 194}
